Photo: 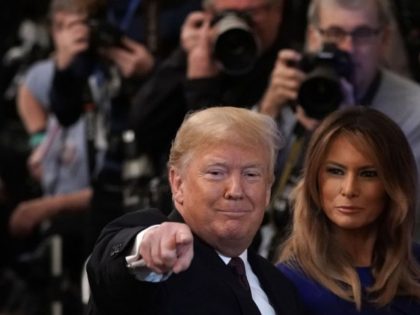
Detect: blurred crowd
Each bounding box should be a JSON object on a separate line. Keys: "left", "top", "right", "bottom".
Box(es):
{"left": 0, "top": 0, "right": 420, "bottom": 314}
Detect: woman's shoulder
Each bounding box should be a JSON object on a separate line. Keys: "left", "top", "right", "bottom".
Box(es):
{"left": 276, "top": 262, "right": 350, "bottom": 314}
{"left": 276, "top": 262, "right": 319, "bottom": 291}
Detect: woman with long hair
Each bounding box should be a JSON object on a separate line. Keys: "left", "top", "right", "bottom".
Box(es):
{"left": 277, "top": 107, "right": 420, "bottom": 314}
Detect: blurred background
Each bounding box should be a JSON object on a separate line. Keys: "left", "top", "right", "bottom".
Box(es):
{"left": 1, "top": 0, "right": 420, "bottom": 314}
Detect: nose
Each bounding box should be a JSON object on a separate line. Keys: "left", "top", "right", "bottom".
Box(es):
{"left": 224, "top": 174, "right": 244, "bottom": 200}
{"left": 338, "top": 35, "right": 355, "bottom": 54}
{"left": 340, "top": 173, "right": 359, "bottom": 198}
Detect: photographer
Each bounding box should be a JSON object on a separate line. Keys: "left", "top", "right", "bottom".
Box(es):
{"left": 263, "top": 0, "right": 420, "bottom": 251}
{"left": 49, "top": 0, "right": 201, "bottom": 253}
{"left": 129, "top": 0, "right": 289, "bottom": 178}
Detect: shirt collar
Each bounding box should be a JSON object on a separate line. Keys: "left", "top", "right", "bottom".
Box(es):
{"left": 218, "top": 250, "right": 248, "bottom": 265}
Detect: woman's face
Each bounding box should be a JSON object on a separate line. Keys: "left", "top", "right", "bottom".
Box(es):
{"left": 318, "top": 135, "right": 387, "bottom": 234}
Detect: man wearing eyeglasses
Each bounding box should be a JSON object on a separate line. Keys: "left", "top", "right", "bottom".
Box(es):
{"left": 260, "top": 0, "right": 420, "bottom": 246}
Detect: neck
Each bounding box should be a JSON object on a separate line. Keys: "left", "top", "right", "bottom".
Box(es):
{"left": 333, "top": 226, "right": 377, "bottom": 267}
{"left": 356, "top": 70, "right": 382, "bottom": 106}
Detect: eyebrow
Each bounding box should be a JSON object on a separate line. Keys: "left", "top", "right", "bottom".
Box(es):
{"left": 324, "top": 161, "right": 376, "bottom": 170}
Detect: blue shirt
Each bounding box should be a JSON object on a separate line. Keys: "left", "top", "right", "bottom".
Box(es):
{"left": 277, "top": 244, "right": 420, "bottom": 315}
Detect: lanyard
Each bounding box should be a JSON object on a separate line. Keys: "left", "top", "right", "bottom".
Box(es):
{"left": 108, "top": 0, "right": 142, "bottom": 31}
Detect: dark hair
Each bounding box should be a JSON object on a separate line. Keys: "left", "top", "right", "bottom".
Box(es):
{"left": 279, "top": 107, "right": 420, "bottom": 308}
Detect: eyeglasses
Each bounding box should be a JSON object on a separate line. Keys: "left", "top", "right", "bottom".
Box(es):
{"left": 318, "top": 26, "right": 382, "bottom": 44}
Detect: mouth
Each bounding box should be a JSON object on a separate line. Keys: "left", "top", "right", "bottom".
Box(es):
{"left": 335, "top": 206, "right": 362, "bottom": 214}
{"left": 218, "top": 209, "right": 251, "bottom": 217}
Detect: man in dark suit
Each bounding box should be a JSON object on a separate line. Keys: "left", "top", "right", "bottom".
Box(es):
{"left": 86, "top": 106, "right": 304, "bottom": 315}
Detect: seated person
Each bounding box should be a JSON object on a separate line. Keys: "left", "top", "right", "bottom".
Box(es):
{"left": 277, "top": 107, "right": 420, "bottom": 314}
{"left": 86, "top": 106, "right": 304, "bottom": 315}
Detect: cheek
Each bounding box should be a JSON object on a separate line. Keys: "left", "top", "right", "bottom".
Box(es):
{"left": 319, "top": 178, "right": 338, "bottom": 204}
{"left": 366, "top": 185, "right": 387, "bottom": 204}
{"left": 187, "top": 180, "right": 223, "bottom": 207}
{"left": 246, "top": 183, "right": 272, "bottom": 209}
{"left": 354, "top": 46, "right": 381, "bottom": 69}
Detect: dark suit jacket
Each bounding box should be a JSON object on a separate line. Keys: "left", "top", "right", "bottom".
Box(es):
{"left": 87, "top": 208, "right": 304, "bottom": 315}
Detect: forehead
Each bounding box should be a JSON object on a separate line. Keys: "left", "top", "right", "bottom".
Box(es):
{"left": 190, "top": 142, "right": 270, "bottom": 166}
{"left": 324, "top": 134, "right": 375, "bottom": 165}
{"left": 318, "top": 1, "right": 380, "bottom": 28}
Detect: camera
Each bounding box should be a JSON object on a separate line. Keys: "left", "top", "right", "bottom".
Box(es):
{"left": 88, "top": 19, "right": 124, "bottom": 50}
{"left": 297, "top": 43, "right": 353, "bottom": 119}
{"left": 211, "top": 10, "right": 260, "bottom": 75}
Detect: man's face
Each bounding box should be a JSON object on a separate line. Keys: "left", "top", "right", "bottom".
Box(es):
{"left": 307, "top": 1, "right": 388, "bottom": 98}
{"left": 210, "top": 0, "right": 283, "bottom": 52}
{"left": 170, "top": 142, "right": 272, "bottom": 256}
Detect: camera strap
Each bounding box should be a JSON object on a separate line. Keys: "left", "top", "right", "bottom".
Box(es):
{"left": 270, "top": 122, "right": 309, "bottom": 209}
{"left": 83, "top": 82, "right": 98, "bottom": 179}
{"left": 108, "top": 0, "right": 143, "bottom": 32}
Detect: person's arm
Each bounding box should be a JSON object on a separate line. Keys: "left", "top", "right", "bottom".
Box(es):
{"left": 17, "top": 83, "right": 47, "bottom": 135}
{"left": 17, "top": 83, "right": 48, "bottom": 180}
{"left": 86, "top": 209, "right": 169, "bottom": 312}
{"left": 86, "top": 210, "right": 194, "bottom": 314}
{"left": 102, "top": 36, "right": 155, "bottom": 79}
{"left": 9, "top": 188, "right": 92, "bottom": 237}
{"left": 181, "top": 11, "right": 219, "bottom": 79}
{"left": 259, "top": 49, "right": 305, "bottom": 118}
{"left": 50, "top": 11, "right": 91, "bottom": 127}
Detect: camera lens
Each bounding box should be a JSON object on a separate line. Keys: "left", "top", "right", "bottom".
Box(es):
{"left": 298, "top": 66, "right": 342, "bottom": 120}
{"left": 298, "top": 44, "right": 353, "bottom": 119}
{"left": 212, "top": 11, "right": 260, "bottom": 75}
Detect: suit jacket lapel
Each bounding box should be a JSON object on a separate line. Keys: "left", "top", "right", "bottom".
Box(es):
{"left": 168, "top": 209, "right": 262, "bottom": 315}
{"left": 194, "top": 238, "right": 261, "bottom": 315}
{"left": 248, "top": 252, "right": 287, "bottom": 315}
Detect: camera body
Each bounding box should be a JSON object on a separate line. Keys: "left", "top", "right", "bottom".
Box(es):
{"left": 211, "top": 10, "right": 260, "bottom": 75}
{"left": 88, "top": 19, "right": 124, "bottom": 50}
{"left": 297, "top": 43, "right": 353, "bottom": 119}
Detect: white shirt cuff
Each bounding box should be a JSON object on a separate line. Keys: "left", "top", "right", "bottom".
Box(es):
{"left": 125, "top": 225, "right": 172, "bottom": 282}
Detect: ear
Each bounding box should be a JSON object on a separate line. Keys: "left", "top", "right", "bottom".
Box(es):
{"left": 169, "top": 167, "right": 184, "bottom": 206}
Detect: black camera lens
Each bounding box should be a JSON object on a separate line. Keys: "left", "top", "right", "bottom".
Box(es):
{"left": 298, "top": 43, "right": 353, "bottom": 119}
{"left": 298, "top": 66, "right": 342, "bottom": 120}
{"left": 211, "top": 11, "right": 260, "bottom": 75}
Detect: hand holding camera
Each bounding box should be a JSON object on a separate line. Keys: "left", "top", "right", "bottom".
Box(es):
{"left": 259, "top": 49, "right": 305, "bottom": 118}
{"left": 298, "top": 43, "right": 354, "bottom": 119}
{"left": 181, "top": 11, "right": 219, "bottom": 79}
{"left": 181, "top": 9, "right": 261, "bottom": 78}
{"left": 261, "top": 44, "right": 354, "bottom": 123}
{"left": 101, "top": 37, "right": 155, "bottom": 78}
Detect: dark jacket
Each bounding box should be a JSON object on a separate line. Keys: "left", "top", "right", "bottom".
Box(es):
{"left": 86, "top": 208, "right": 305, "bottom": 315}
